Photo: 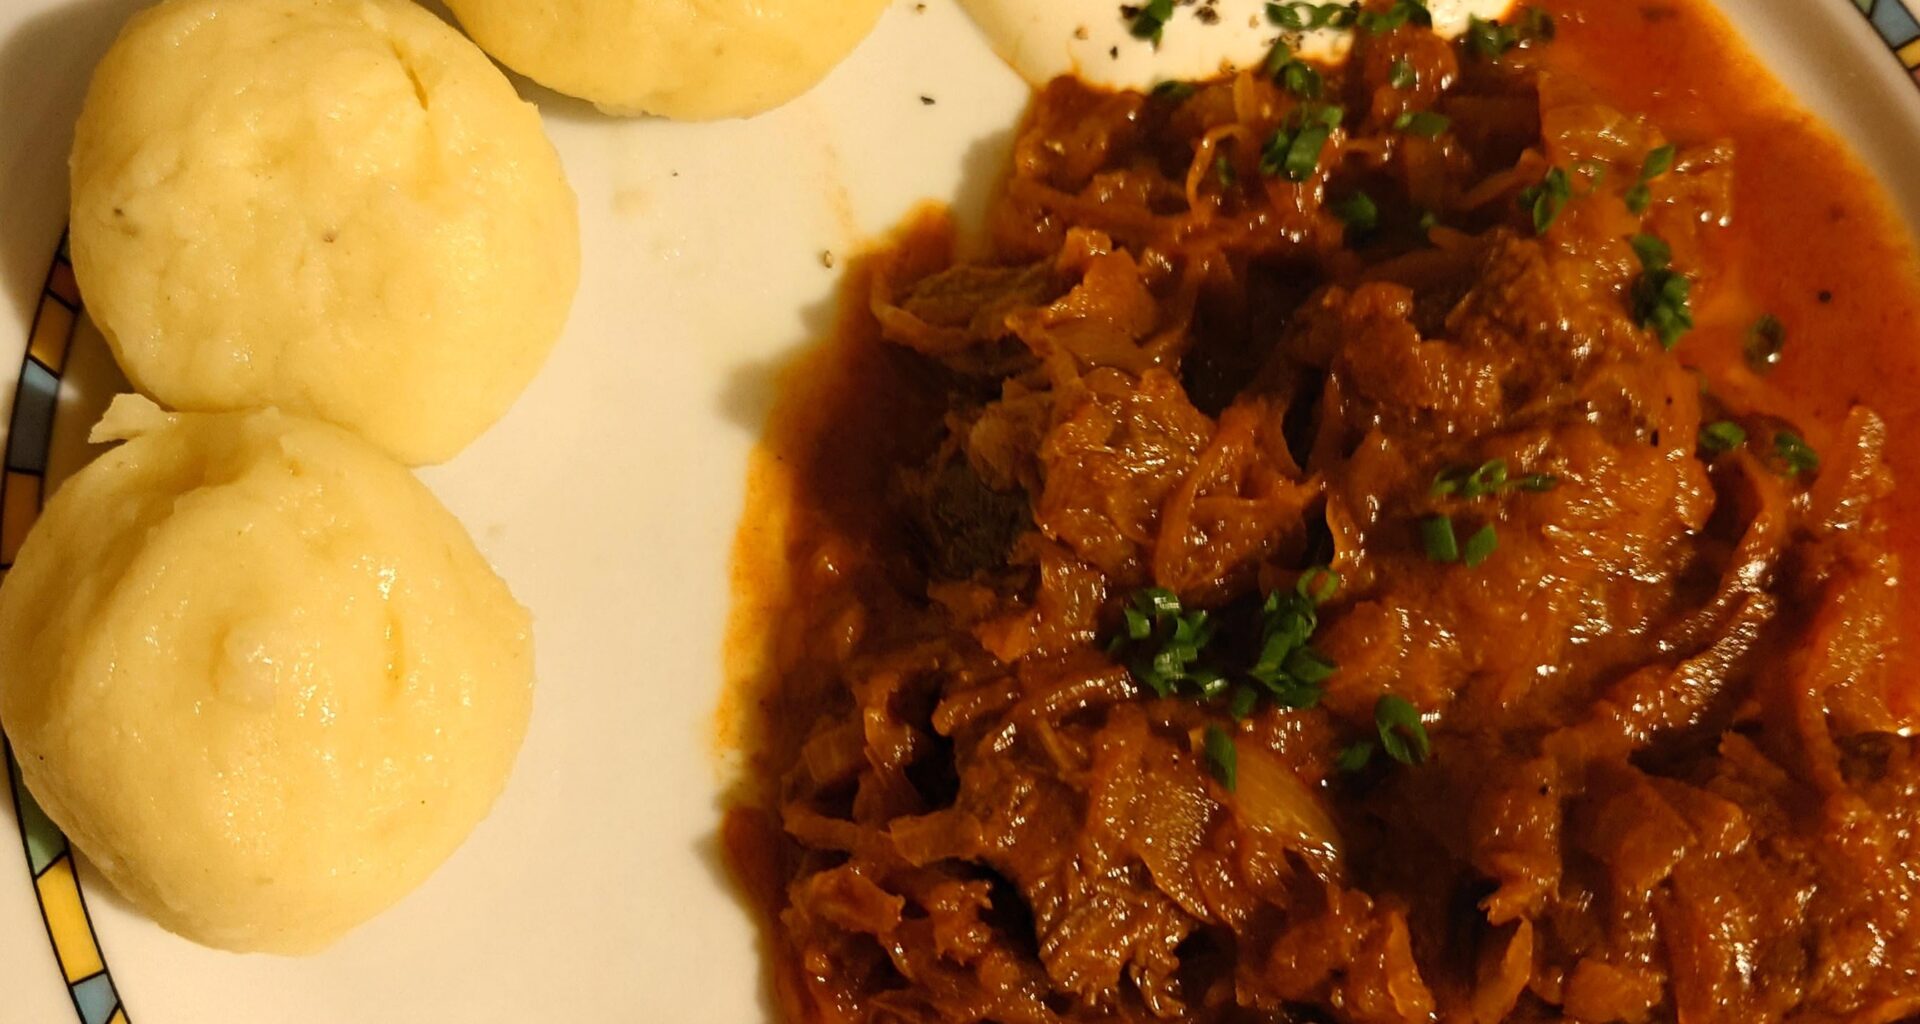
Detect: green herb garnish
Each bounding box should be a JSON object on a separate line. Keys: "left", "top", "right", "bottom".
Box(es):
{"left": 1298, "top": 566, "right": 1343, "bottom": 604}
{"left": 1151, "top": 80, "right": 1196, "bottom": 101}
{"left": 1375, "top": 695, "right": 1431, "bottom": 765}
{"left": 1468, "top": 8, "right": 1553, "bottom": 58}
{"left": 1624, "top": 143, "right": 1677, "bottom": 214}
{"left": 1262, "top": 37, "right": 1294, "bottom": 77}
{"left": 1394, "top": 110, "right": 1451, "bottom": 138}
{"left": 1629, "top": 233, "right": 1693, "bottom": 349}
{"left": 1205, "top": 725, "right": 1238, "bottom": 790}
{"left": 1642, "top": 144, "right": 1677, "bottom": 180}
{"left": 1267, "top": 123, "right": 1332, "bottom": 180}
{"left": 1431, "top": 459, "right": 1556, "bottom": 498}
{"left": 1746, "top": 313, "right": 1785, "bottom": 372}
{"left": 1518, "top": 7, "right": 1556, "bottom": 42}
{"left": 1420, "top": 515, "right": 1460, "bottom": 562}
{"left": 1466, "top": 459, "right": 1508, "bottom": 495}
{"left": 1518, "top": 167, "right": 1572, "bottom": 234}
{"left": 1280, "top": 59, "right": 1325, "bottom": 99}
{"left": 1336, "top": 741, "right": 1376, "bottom": 773}
{"left": 1358, "top": 0, "right": 1432, "bottom": 33}
{"left": 1389, "top": 58, "right": 1416, "bottom": 89}
{"left": 1248, "top": 581, "right": 1340, "bottom": 709}
{"left": 1268, "top": 1, "right": 1307, "bottom": 28}
{"left": 1773, "top": 431, "right": 1819, "bottom": 477}
{"left": 1260, "top": 105, "right": 1343, "bottom": 181}
{"left": 1631, "top": 233, "right": 1671, "bottom": 270}
{"left": 1267, "top": 2, "right": 1360, "bottom": 30}
{"left": 1113, "top": 587, "right": 1215, "bottom": 697}
{"left": 1461, "top": 523, "right": 1498, "bottom": 568}
{"left": 1130, "top": 0, "right": 1176, "bottom": 45}
{"left": 1700, "top": 420, "right": 1747, "bottom": 454}
{"left": 1467, "top": 15, "right": 1519, "bottom": 59}
{"left": 1431, "top": 458, "right": 1506, "bottom": 497}
{"left": 1111, "top": 574, "right": 1341, "bottom": 717}
{"left": 1215, "top": 155, "right": 1238, "bottom": 188}
{"left": 1334, "top": 191, "right": 1379, "bottom": 234}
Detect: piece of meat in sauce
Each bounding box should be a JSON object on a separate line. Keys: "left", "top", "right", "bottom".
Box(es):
{"left": 733, "top": 14, "right": 1920, "bottom": 1024}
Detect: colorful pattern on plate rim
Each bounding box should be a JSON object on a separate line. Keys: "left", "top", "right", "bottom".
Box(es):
{"left": 1860, "top": 0, "right": 1920, "bottom": 79}
{"left": 2, "top": 234, "right": 128, "bottom": 1024}
{"left": 2, "top": 3, "right": 1918, "bottom": 1020}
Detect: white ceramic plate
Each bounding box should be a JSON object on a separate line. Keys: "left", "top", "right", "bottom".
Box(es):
{"left": 1, "top": 1, "right": 1918, "bottom": 1021}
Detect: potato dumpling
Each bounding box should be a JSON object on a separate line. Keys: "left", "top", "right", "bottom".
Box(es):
{"left": 0, "top": 398, "right": 534, "bottom": 954}
{"left": 70, "top": 0, "right": 580, "bottom": 465}
{"left": 442, "top": 0, "right": 888, "bottom": 119}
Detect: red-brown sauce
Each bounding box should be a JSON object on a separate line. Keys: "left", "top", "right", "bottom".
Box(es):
{"left": 723, "top": 3, "right": 1920, "bottom": 1021}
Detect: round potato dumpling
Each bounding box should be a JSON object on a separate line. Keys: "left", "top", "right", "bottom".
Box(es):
{"left": 69, "top": 0, "right": 579, "bottom": 465}
{"left": 0, "top": 397, "right": 534, "bottom": 954}
{"left": 442, "top": 0, "right": 888, "bottom": 119}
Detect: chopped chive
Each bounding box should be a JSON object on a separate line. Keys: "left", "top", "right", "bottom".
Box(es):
{"left": 1641, "top": 144, "right": 1677, "bottom": 180}
{"left": 1467, "top": 15, "right": 1519, "bottom": 59}
{"left": 1262, "top": 37, "right": 1293, "bottom": 77}
{"left": 1433, "top": 459, "right": 1515, "bottom": 499}
{"left": 1517, "top": 473, "right": 1560, "bottom": 492}
{"left": 1269, "top": 679, "right": 1326, "bottom": 709}
{"left": 1466, "top": 459, "right": 1509, "bottom": 496}
{"left": 1114, "top": 588, "right": 1215, "bottom": 698}
{"left": 1334, "top": 191, "right": 1379, "bottom": 233}
{"left": 1518, "top": 167, "right": 1572, "bottom": 235}
{"left": 1358, "top": 0, "right": 1432, "bottom": 33}
{"left": 1418, "top": 210, "right": 1439, "bottom": 232}
{"left": 1297, "top": 566, "right": 1342, "bottom": 604}
{"left": 1150, "top": 80, "right": 1196, "bottom": 101}
{"left": 1337, "top": 741, "right": 1376, "bottom": 773}
{"left": 1262, "top": 111, "right": 1338, "bottom": 182}
{"left": 1284, "top": 647, "right": 1339, "bottom": 685}
{"left": 1215, "top": 155, "right": 1237, "bottom": 188}
{"left": 1375, "top": 695, "right": 1431, "bottom": 765}
{"left": 1773, "top": 431, "right": 1819, "bottom": 477}
{"left": 1393, "top": 110, "right": 1451, "bottom": 139}
{"left": 1628, "top": 233, "right": 1691, "bottom": 348}
{"left": 1114, "top": 581, "right": 1339, "bottom": 720}
{"left": 1461, "top": 523, "right": 1498, "bottom": 568}
{"left": 1280, "top": 60, "right": 1324, "bottom": 99}
{"left": 1389, "top": 58, "right": 1417, "bottom": 89}
{"left": 1266, "top": 1, "right": 1357, "bottom": 29}
{"left": 1421, "top": 515, "right": 1460, "bottom": 562}
{"left": 1624, "top": 143, "right": 1677, "bottom": 214}
{"left": 1630, "top": 233, "right": 1672, "bottom": 270}
{"left": 1699, "top": 420, "right": 1747, "bottom": 454}
{"left": 1129, "top": 0, "right": 1176, "bottom": 45}
{"left": 1204, "top": 725, "right": 1238, "bottom": 790}
{"left": 1267, "top": 1, "right": 1306, "bottom": 29}
{"left": 1746, "top": 313, "right": 1785, "bottom": 372}
{"left": 1518, "top": 6, "right": 1557, "bottom": 43}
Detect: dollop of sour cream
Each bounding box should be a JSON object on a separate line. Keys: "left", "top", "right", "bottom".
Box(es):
{"left": 958, "top": 0, "right": 1518, "bottom": 89}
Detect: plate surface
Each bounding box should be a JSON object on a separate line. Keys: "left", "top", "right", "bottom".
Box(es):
{"left": 0, "top": 1, "right": 1917, "bottom": 1021}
